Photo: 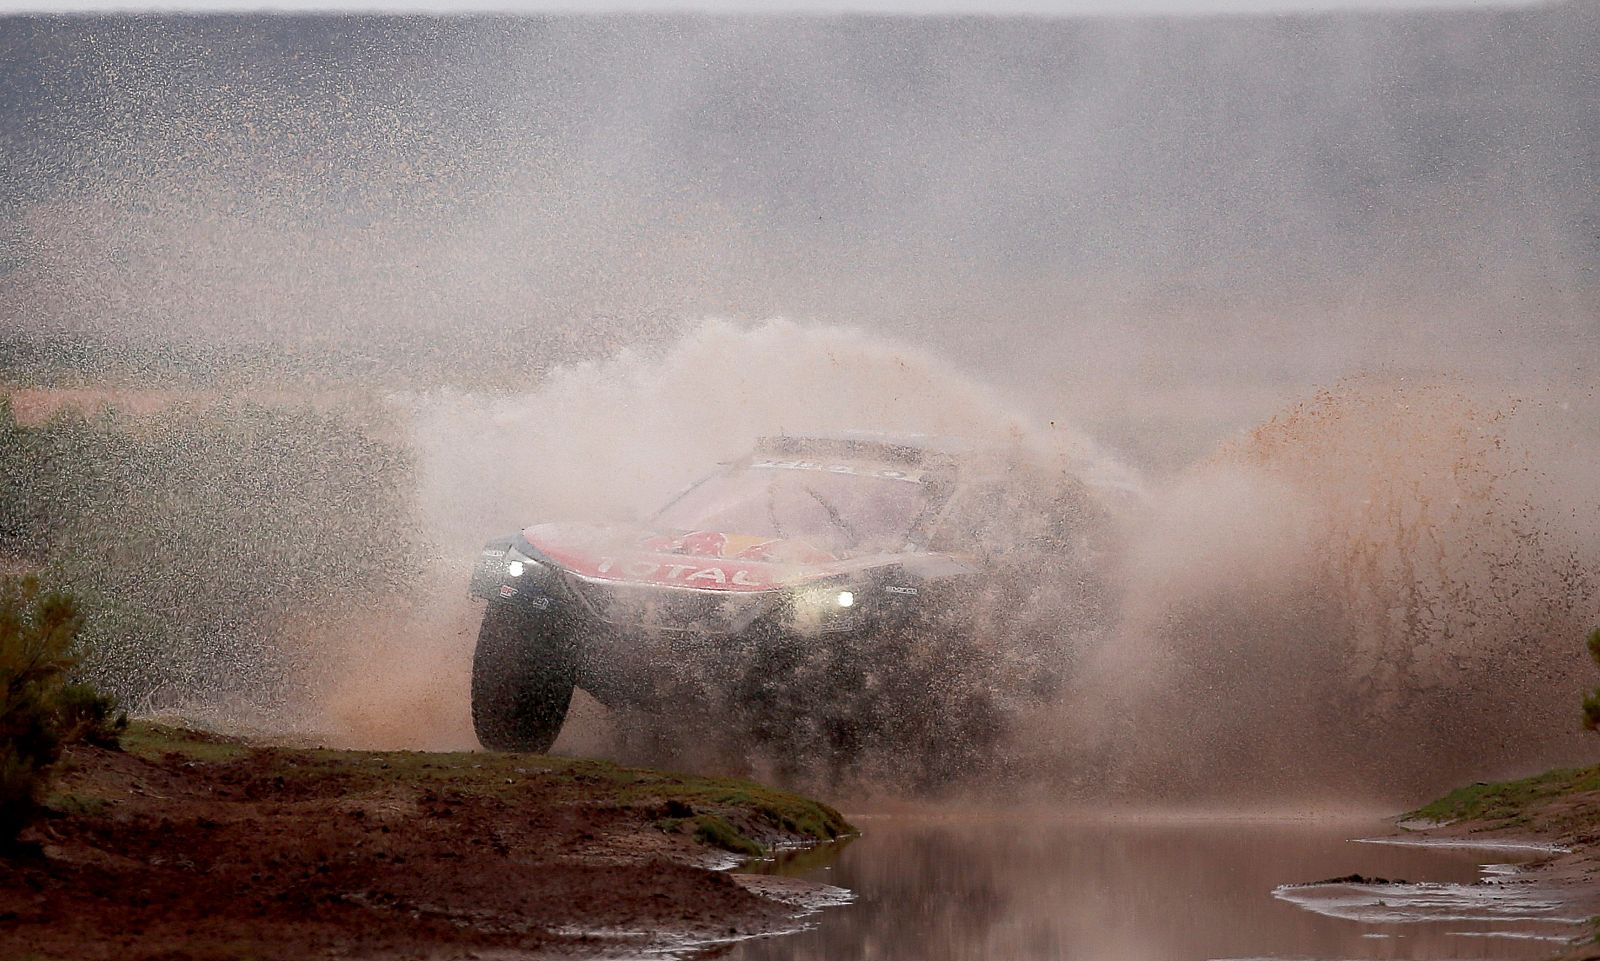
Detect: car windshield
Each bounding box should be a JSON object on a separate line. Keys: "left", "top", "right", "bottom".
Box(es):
{"left": 653, "top": 460, "right": 933, "bottom": 556}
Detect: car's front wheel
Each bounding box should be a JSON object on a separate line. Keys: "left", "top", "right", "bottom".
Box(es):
{"left": 471, "top": 601, "right": 576, "bottom": 752}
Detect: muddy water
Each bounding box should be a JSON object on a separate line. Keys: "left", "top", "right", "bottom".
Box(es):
{"left": 731, "top": 815, "right": 1584, "bottom": 961}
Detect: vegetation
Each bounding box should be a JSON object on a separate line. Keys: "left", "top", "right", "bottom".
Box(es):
{"left": 1404, "top": 764, "right": 1600, "bottom": 829}
{"left": 689, "top": 813, "right": 766, "bottom": 857}
{"left": 1, "top": 577, "right": 123, "bottom": 845}
{"left": 617, "top": 769, "right": 853, "bottom": 845}
{"left": 1583, "top": 627, "right": 1600, "bottom": 733}
{"left": 0, "top": 396, "right": 421, "bottom": 710}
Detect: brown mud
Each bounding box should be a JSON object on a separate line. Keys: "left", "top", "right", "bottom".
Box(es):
{"left": 0, "top": 723, "right": 853, "bottom": 961}
{"left": 1357, "top": 769, "right": 1600, "bottom": 959}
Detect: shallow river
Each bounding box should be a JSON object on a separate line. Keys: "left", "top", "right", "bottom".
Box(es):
{"left": 730, "top": 814, "right": 1584, "bottom": 961}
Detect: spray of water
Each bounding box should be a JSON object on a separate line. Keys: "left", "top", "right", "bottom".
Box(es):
{"left": 291, "top": 320, "right": 1133, "bottom": 766}
{"left": 270, "top": 326, "right": 1598, "bottom": 803}
{"left": 5, "top": 11, "right": 1597, "bottom": 803}
{"left": 1062, "top": 377, "right": 1598, "bottom": 802}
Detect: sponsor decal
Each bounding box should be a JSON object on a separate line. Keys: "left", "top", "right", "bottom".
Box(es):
{"left": 595, "top": 556, "right": 764, "bottom": 587}
{"left": 642, "top": 530, "right": 742, "bottom": 558}
{"left": 482, "top": 549, "right": 507, "bottom": 558}
{"left": 884, "top": 585, "right": 919, "bottom": 596}
{"left": 498, "top": 584, "right": 518, "bottom": 598}
{"left": 523, "top": 524, "right": 843, "bottom": 592}
{"left": 526, "top": 595, "right": 551, "bottom": 610}
{"left": 678, "top": 530, "right": 729, "bottom": 557}
{"left": 638, "top": 530, "right": 831, "bottom": 564}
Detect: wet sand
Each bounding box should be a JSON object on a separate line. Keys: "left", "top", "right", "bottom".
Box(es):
{"left": 1367, "top": 811, "right": 1600, "bottom": 961}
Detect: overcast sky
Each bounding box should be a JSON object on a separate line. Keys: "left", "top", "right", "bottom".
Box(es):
{"left": 0, "top": 0, "right": 1552, "bottom": 15}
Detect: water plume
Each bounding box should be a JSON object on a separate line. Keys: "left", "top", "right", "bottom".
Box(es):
{"left": 1068, "top": 376, "right": 1599, "bottom": 803}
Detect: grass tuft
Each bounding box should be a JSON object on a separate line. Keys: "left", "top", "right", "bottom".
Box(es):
{"left": 691, "top": 814, "right": 765, "bottom": 857}
{"left": 120, "top": 723, "right": 251, "bottom": 764}
{"left": 1405, "top": 765, "right": 1600, "bottom": 826}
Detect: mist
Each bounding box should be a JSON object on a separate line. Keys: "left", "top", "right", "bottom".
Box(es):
{"left": 2, "top": 5, "right": 1596, "bottom": 804}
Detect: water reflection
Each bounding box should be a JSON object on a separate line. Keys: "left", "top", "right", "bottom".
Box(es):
{"left": 732, "top": 815, "right": 1580, "bottom": 961}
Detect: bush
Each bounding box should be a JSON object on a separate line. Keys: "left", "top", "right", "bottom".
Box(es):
{"left": 58, "top": 683, "right": 128, "bottom": 749}
{"left": 0, "top": 576, "right": 121, "bottom": 845}
{"left": 1583, "top": 627, "right": 1600, "bottom": 732}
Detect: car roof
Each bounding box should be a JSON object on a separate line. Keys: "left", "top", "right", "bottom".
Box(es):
{"left": 754, "top": 430, "right": 970, "bottom": 467}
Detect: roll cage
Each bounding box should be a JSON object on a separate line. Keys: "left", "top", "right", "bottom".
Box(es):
{"left": 646, "top": 433, "right": 1040, "bottom": 556}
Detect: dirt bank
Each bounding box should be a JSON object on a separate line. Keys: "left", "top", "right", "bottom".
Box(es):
{"left": 1, "top": 722, "right": 854, "bottom": 960}
{"left": 1388, "top": 765, "right": 1600, "bottom": 958}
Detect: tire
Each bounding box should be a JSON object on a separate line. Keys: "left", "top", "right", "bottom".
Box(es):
{"left": 471, "top": 600, "right": 576, "bottom": 752}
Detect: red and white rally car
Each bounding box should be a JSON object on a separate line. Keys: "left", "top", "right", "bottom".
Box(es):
{"left": 468, "top": 432, "right": 1114, "bottom": 780}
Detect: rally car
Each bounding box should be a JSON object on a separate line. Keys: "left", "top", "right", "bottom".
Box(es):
{"left": 468, "top": 432, "right": 1113, "bottom": 778}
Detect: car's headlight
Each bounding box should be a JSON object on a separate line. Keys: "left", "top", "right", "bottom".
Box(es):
{"left": 788, "top": 583, "right": 863, "bottom": 634}
{"left": 504, "top": 545, "right": 550, "bottom": 582}
{"left": 793, "top": 584, "right": 858, "bottom": 608}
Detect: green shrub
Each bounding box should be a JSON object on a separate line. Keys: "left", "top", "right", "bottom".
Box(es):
{"left": 690, "top": 813, "right": 765, "bottom": 857}
{"left": 1583, "top": 627, "right": 1600, "bottom": 732}
{"left": 0, "top": 576, "right": 121, "bottom": 845}
{"left": 58, "top": 683, "right": 128, "bottom": 749}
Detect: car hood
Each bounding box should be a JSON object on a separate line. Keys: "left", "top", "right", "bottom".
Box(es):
{"left": 522, "top": 522, "right": 866, "bottom": 592}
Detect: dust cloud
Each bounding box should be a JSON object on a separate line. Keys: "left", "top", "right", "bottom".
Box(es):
{"left": 2, "top": 9, "right": 1597, "bottom": 803}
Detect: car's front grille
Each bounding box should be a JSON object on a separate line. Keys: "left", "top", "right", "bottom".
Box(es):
{"left": 563, "top": 574, "right": 777, "bottom": 634}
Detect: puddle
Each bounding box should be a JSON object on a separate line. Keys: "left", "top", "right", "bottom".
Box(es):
{"left": 722, "top": 815, "right": 1588, "bottom": 960}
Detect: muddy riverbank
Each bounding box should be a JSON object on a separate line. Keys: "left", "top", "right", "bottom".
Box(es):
{"left": 1258, "top": 764, "right": 1600, "bottom": 960}
{"left": 1387, "top": 765, "right": 1600, "bottom": 959}
{"left": 0, "top": 723, "right": 852, "bottom": 960}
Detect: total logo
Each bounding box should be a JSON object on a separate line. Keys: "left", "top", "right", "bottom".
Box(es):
{"left": 595, "top": 556, "right": 764, "bottom": 587}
